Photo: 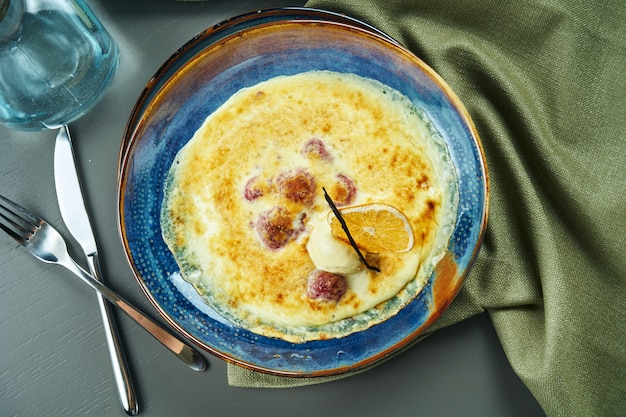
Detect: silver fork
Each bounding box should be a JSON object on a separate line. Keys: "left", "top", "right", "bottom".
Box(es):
{"left": 0, "top": 193, "right": 207, "bottom": 372}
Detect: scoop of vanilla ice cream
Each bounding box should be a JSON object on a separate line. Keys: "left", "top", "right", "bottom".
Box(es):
{"left": 306, "top": 214, "right": 363, "bottom": 274}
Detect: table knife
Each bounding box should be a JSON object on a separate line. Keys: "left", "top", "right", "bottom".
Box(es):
{"left": 54, "top": 125, "right": 139, "bottom": 416}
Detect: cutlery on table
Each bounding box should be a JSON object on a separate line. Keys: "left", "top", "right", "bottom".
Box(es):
{"left": 54, "top": 125, "right": 138, "bottom": 415}
{"left": 0, "top": 194, "right": 207, "bottom": 372}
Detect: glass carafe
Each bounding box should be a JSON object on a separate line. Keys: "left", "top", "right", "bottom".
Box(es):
{"left": 0, "top": 0, "right": 118, "bottom": 130}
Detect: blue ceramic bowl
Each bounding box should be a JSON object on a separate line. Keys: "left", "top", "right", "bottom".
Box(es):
{"left": 118, "top": 8, "right": 488, "bottom": 377}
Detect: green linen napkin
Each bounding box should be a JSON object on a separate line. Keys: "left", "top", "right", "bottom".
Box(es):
{"left": 228, "top": 0, "right": 626, "bottom": 415}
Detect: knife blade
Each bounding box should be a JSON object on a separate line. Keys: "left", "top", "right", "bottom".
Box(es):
{"left": 54, "top": 125, "right": 139, "bottom": 416}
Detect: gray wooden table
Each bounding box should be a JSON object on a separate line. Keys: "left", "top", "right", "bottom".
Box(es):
{"left": 0, "top": 1, "right": 546, "bottom": 416}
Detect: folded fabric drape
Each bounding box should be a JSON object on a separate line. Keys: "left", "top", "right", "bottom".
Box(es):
{"left": 227, "top": 1, "right": 626, "bottom": 416}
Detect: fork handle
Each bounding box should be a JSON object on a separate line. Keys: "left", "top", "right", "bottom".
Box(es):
{"left": 63, "top": 257, "right": 207, "bottom": 372}
{"left": 88, "top": 254, "right": 139, "bottom": 416}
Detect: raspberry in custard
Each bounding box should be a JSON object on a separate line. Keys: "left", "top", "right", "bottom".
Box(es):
{"left": 302, "top": 137, "right": 333, "bottom": 162}
{"left": 244, "top": 175, "right": 264, "bottom": 201}
{"left": 255, "top": 206, "right": 295, "bottom": 250}
{"left": 331, "top": 174, "right": 356, "bottom": 206}
{"left": 306, "top": 270, "right": 347, "bottom": 302}
{"left": 277, "top": 169, "right": 316, "bottom": 206}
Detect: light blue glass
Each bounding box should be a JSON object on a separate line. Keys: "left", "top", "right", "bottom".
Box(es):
{"left": 0, "top": 0, "right": 118, "bottom": 130}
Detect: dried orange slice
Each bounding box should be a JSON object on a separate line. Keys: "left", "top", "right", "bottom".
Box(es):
{"left": 327, "top": 203, "right": 415, "bottom": 253}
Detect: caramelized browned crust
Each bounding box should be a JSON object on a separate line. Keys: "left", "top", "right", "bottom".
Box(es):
{"left": 161, "top": 71, "right": 456, "bottom": 342}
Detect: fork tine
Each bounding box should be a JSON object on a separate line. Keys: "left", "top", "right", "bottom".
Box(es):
{"left": 0, "top": 194, "right": 41, "bottom": 223}
{"left": 0, "top": 194, "right": 42, "bottom": 243}
{"left": 0, "top": 212, "right": 22, "bottom": 242}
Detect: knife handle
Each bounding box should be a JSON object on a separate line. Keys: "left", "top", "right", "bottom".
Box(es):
{"left": 88, "top": 254, "right": 139, "bottom": 416}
